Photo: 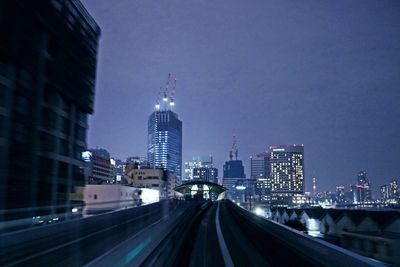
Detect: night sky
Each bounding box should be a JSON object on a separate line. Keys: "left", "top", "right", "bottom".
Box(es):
{"left": 82, "top": 0, "right": 400, "bottom": 194}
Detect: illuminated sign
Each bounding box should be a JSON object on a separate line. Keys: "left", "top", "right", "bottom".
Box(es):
{"left": 110, "top": 158, "right": 116, "bottom": 166}
{"left": 81, "top": 151, "right": 92, "bottom": 162}
{"left": 235, "top": 185, "right": 246, "bottom": 190}
{"left": 272, "top": 148, "right": 285, "bottom": 152}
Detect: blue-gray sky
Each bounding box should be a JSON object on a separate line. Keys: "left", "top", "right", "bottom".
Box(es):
{"left": 82, "top": 0, "right": 400, "bottom": 194}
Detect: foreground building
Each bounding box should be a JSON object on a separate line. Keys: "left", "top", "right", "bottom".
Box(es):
{"left": 0, "top": 0, "right": 100, "bottom": 217}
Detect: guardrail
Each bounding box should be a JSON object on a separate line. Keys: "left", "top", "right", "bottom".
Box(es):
{"left": 0, "top": 200, "right": 184, "bottom": 266}
{"left": 228, "top": 200, "right": 385, "bottom": 267}
{"left": 0, "top": 199, "right": 161, "bottom": 233}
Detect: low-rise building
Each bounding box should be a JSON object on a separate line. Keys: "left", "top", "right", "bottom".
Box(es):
{"left": 82, "top": 148, "right": 114, "bottom": 184}
{"left": 125, "top": 168, "right": 166, "bottom": 198}
{"left": 124, "top": 168, "right": 178, "bottom": 199}
{"left": 83, "top": 184, "right": 159, "bottom": 215}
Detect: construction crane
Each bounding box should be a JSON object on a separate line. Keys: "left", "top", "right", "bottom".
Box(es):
{"left": 155, "top": 87, "right": 162, "bottom": 110}
{"left": 155, "top": 73, "right": 177, "bottom": 110}
{"left": 169, "top": 78, "right": 177, "bottom": 107}
{"left": 229, "top": 136, "right": 238, "bottom": 160}
{"left": 162, "top": 73, "right": 171, "bottom": 102}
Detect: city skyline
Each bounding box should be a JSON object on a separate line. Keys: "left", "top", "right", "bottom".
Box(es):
{"left": 82, "top": 0, "right": 400, "bottom": 193}
{"left": 1, "top": 1, "right": 399, "bottom": 265}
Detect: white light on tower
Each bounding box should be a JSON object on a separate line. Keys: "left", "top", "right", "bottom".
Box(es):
{"left": 170, "top": 101, "right": 175, "bottom": 106}
{"left": 155, "top": 104, "right": 160, "bottom": 109}
{"left": 81, "top": 151, "right": 92, "bottom": 162}
{"left": 254, "top": 207, "right": 263, "bottom": 216}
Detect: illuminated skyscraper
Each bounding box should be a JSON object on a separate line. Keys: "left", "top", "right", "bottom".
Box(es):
{"left": 147, "top": 76, "right": 182, "bottom": 183}
{"left": 251, "top": 152, "right": 271, "bottom": 204}
{"left": 270, "top": 145, "right": 305, "bottom": 207}
{"left": 351, "top": 170, "right": 372, "bottom": 203}
{"left": 312, "top": 177, "right": 317, "bottom": 196}
{"left": 357, "top": 170, "right": 368, "bottom": 185}
{"left": 193, "top": 167, "right": 218, "bottom": 183}
{"left": 184, "top": 156, "right": 213, "bottom": 181}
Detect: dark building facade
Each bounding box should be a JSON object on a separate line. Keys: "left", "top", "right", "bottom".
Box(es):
{"left": 0, "top": 0, "right": 100, "bottom": 217}
{"left": 223, "top": 160, "right": 245, "bottom": 178}
{"left": 147, "top": 110, "right": 182, "bottom": 183}
{"left": 250, "top": 154, "right": 269, "bottom": 179}
{"left": 251, "top": 152, "right": 272, "bottom": 204}
{"left": 222, "top": 159, "right": 246, "bottom": 191}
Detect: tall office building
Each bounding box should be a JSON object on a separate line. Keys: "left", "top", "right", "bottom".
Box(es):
{"left": 269, "top": 145, "right": 305, "bottom": 207}
{"left": 250, "top": 153, "right": 270, "bottom": 179}
{"left": 357, "top": 170, "right": 368, "bottom": 185}
{"left": 380, "top": 185, "right": 390, "bottom": 202}
{"left": 184, "top": 156, "right": 213, "bottom": 181}
{"left": 335, "top": 185, "right": 346, "bottom": 204}
{"left": 223, "top": 138, "right": 246, "bottom": 192}
{"left": 0, "top": 0, "right": 100, "bottom": 217}
{"left": 312, "top": 177, "right": 317, "bottom": 196}
{"left": 126, "top": 156, "right": 149, "bottom": 168}
{"left": 193, "top": 167, "right": 218, "bottom": 184}
{"left": 380, "top": 179, "right": 399, "bottom": 204}
{"left": 351, "top": 170, "right": 372, "bottom": 203}
{"left": 251, "top": 152, "right": 271, "bottom": 204}
{"left": 389, "top": 180, "right": 399, "bottom": 200}
{"left": 223, "top": 160, "right": 246, "bottom": 189}
{"left": 147, "top": 75, "right": 182, "bottom": 184}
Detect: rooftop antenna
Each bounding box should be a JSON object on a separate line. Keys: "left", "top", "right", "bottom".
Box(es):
{"left": 234, "top": 136, "right": 238, "bottom": 160}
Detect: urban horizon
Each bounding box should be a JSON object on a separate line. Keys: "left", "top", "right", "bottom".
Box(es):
{"left": 83, "top": 0, "right": 400, "bottom": 194}
{"left": 85, "top": 82, "right": 394, "bottom": 201}
{"left": 86, "top": 85, "right": 395, "bottom": 196}
{"left": 1, "top": 0, "right": 399, "bottom": 266}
